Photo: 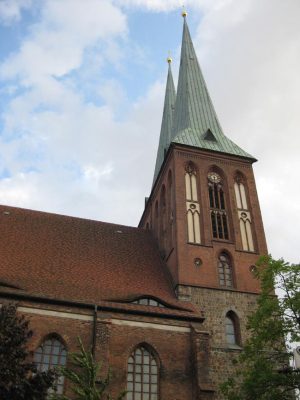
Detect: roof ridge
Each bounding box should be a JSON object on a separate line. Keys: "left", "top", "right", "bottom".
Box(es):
{"left": 0, "top": 204, "right": 144, "bottom": 230}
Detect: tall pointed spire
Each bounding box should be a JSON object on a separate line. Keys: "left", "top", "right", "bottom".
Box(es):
{"left": 153, "top": 58, "right": 176, "bottom": 185}
{"left": 171, "top": 13, "right": 254, "bottom": 160}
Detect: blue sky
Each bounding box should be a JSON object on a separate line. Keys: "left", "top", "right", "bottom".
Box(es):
{"left": 0, "top": 0, "right": 299, "bottom": 263}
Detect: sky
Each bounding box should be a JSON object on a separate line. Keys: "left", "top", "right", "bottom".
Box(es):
{"left": 0, "top": 0, "right": 299, "bottom": 263}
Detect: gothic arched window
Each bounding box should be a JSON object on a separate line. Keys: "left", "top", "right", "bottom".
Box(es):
{"left": 218, "top": 253, "right": 233, "bottom": 288}
{"left": 154, "top": 201, "right": 159, "bottom": 239}
{"left": 185, "top": 162, "right": 201, "bottom": 244}
{"left": 208, "top": 171, "right": 229, "bottom": 240}
{"left": 34, "top": 335, "right": 67, "bottom": 394}
{"left": 167, "top": 170, "right": 173, "bottom": 251}
{"left": 127, "top": 345, "right": 159, "bottom": 400}
{"left": 234, "top": 173, "right": 254, "bottom": 252}
{"left": 225, "top": 311, "right": 240, "bottom": 346}
{"left": 159, "top": 185, "right": 167, "bottom": 255}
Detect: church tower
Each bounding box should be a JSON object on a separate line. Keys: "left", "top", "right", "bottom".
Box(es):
{"left": 139, "top": 12, "right": 268, "bottom": 394}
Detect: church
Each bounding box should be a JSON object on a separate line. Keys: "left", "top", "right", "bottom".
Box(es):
{"left": 0, "top": 12, "right": 268, "bottom": 400}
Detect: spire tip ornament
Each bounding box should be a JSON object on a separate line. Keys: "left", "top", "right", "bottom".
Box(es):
{"left": 181, "top": 7, "right": 187, "bottom": 17}
{"left": 167, "top": 51, "right": 172, "bottom": 64}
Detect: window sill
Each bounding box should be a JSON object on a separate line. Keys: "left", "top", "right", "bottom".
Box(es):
{"left": 187, "top": 242, "right": 213, "bottom": 248}
{"left": 235, "top": 248, "right": 259, "bottom": 255}
{"left": 226, "top": 344, "right": 243, "bottom": 351}
{"left": 212, "top": 239, "right": 234, "bottom": 245}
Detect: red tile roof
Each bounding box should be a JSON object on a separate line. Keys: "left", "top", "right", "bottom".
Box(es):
{"left": 0, "top": 205, "right": 200, "bottom": 318}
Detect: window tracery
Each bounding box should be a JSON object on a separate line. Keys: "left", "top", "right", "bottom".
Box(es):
{"left": 185, "top": 162, "right": 201, "bottom": 244}
{"left": 34, "top": 335, "right": 67, "bottom": 395}
{"left": 208, "top": 171, "right": 229, "bottom": 240}
{"left": 127, "top": 346, "right": 159, "bottom": 400}
{"left": 234, "top": 173, "right": 254, "bottom": 252}
{"left": 218, "top": 253, "right": 233, "bottom": 288}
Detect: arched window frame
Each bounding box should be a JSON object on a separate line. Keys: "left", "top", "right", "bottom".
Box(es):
{"left": 132, "top": 297, "right": 165, "bottom": 308}
{"left": 185, "top": 161, "right": 201, "bottom": 244}
{"left": 225, "top": 311, "right": 241, "bottom": 347}
{"left": 126, "top": 344, "right": 160, "bottom": 400}
{"left": 159, "top": 185, "right": 167, "bottom": 255}
{"left": 234, "top": 172, "right": 255, "bottom": 252}
{"left": 34, "top": 334, "right": 67, "bottom": 395}
{"left": 218, "top": 252, "right": 234, "bottom": 288}
{"left": 167, "top": 170, "right": 173, "bottom": 252}
{"left": 208, "top": 169, "right": 229, "bottom": 240}
{"left": 154, "top": 201, "right": 159, "bottom": 239}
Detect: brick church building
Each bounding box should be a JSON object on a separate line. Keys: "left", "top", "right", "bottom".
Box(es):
{"left": 0, "top": 13, "right": 267, "bottom": 400}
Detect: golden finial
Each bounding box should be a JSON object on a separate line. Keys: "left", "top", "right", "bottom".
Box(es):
{"left": 182, "top": 6, "right": 187, "bottom": 17}
{"left": 167, "top": 51, "right": 172, "bottom": 64}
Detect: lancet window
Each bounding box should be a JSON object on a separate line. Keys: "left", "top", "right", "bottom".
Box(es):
{"left": 185, "top": 162, "right": 201, "bottom": 244}
{"left": 127, "top": 345, "right": 159, "bottom": 400}
{"left": 154, "top": 201, "right": 158, "bottom": 239}
{"left": 167, "top": 171, "right": 173, "bottom": 251}
{"left": 34, "top": 335, "right": 67, "bottom": 394}
{"left": 208, "top": 171, "right": 229, "bottom": 240}
{"left": 234, "top": 173, "right": 254, "bottom": 252}
{"left": 225, "top": 311, "right": 240, "bottom": 346}
{"left": 218, "top": 253, "right": 233, "bottom": 288}
{"left": 159, "top": 186, "right": 167, "bottom": 254}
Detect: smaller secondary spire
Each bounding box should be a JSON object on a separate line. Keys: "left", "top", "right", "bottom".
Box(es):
{"left": 153, "top": 59, "right": 176, "bottom": 185}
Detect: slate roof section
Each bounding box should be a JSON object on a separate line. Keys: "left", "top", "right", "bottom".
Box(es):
{"left": 0, "top": 205, "right": 199, "bottom": 318}
{"left": 171, "top": 17, "right": 255, "bottom": 161}
{"left": 153, "top": 63, "right": 176, "bottom": 185}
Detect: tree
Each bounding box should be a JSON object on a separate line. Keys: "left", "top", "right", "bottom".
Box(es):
{"left": 0, "top": 303, "right": 57, "bottom": 400}
{"left": 52, "top": 337, "right": 126, "bottom": 400}
{"left": 221, "top": 256, "right": 300, "bottom": 400}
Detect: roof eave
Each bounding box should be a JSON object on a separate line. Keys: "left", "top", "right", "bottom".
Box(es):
{"left": 172, "top": 142, "right": 257, "bottom": 164}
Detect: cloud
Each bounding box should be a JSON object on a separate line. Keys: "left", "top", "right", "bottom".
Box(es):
{"left": 0, "top": 0, "right": 299, "bottom": 265}
{"left": 0, "top": 0, "right": 127, "bottom": 84}
{"left": 115, "top": 0, "right": 222, "bottom": 12}
{"left": 0, "top": 0, "right": 32, "bottom": 25}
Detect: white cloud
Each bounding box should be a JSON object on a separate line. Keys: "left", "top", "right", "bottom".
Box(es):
{"left": 0, "top": 0, "right": 127, "bottom": 84}
{"left": 0, "top": 0, "right": 32, "bottom": 25}
{"left": 0, "top": 0, "right": 299, "bottom": 266}
{"left": 188, "top": 0, "right": 300, "bottom": 262}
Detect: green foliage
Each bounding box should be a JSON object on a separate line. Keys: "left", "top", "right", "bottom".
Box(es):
{"left": 221, "top": 256, "right": 300, "bottom": 400}
{"left": 0, "top": 303, "right": 57, "bottom": 400}
{"left": 51, "top": 338, "right": 126, "bottom": 400}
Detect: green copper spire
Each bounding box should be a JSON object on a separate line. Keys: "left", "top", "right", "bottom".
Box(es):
{"left": 171, "top": 15, "right": 255, "bottom": 160}
{"left": 153, "top": 59, "right": 176, "bottom": 184}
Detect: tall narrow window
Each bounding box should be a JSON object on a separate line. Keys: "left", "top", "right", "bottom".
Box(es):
{"left": 34, "top": 335, "right": 67, "bottom": 394}
{"left": 225, "top": 311, "right": 240, "bottom": 346}
{"left": 185, "top": 162, "right": 201, "bottom": 244}
{"left": 218, "top": 253, "right": 233, "bottom": 288}
{"left": 167, "top": 171, "right": 173, "bottom": 251}
{"left": 159, "top": 186, "right": 167, "bottom": 255}
{"left": 154, "top": 201, "right": 158, "bottom": 239}
{"left": 127, "top": 345, "right": 159, "bottom": 400}
{"left": 234, "top": 174, "right": 254, "bottom": 251}
{"left": 208, "top": 171, "right": 229, "bottom": 240}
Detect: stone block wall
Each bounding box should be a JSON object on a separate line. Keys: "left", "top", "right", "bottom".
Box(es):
{"left": 190, "top": 286, "right": 259, "bottom": 398}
